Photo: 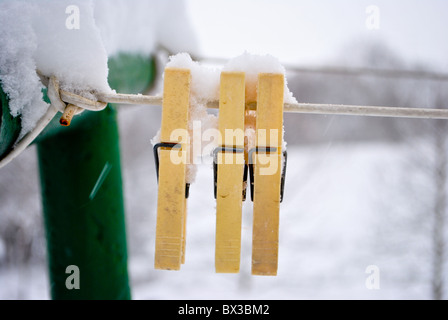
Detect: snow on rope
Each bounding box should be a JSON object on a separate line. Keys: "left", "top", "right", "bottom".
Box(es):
{"left": 1, "top": 71, "right": 448, "bottom": 171}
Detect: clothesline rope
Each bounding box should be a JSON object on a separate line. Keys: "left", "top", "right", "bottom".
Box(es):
{"left": 197, "top": 55, "right": 448, "bottom": 82}
{"left": 1, "top": 74, "right": 448, "bottom": 170}
{"left": 88, "top": 91, "right": 448, "bottom": 120}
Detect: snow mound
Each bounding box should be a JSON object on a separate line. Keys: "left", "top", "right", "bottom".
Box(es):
{"left": 166, "top": 52, "right": 297, "bottom": 104}
{"left": 0, "top": 0, "right": 110, "bottom": 137}
{"left": 0, "top": 0, "right": 197, "bottom": 139}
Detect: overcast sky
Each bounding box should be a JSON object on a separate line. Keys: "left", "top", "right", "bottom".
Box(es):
{"left": 187, "top": 0, "right": 448, "bottom": 72}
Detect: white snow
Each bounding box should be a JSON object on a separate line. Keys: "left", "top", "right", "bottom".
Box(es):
{"left": 0, "top": 0, "right": 112, "bottom": 137}
{"left": 223, "top": 52, "right": 297, "bottom": 105}
{"left": 166, "top": 53, "right": 220, "bottom": 103}
{"left": 165, "top": 51, "right": 297, "bottom": 104}
{"left": 0, "top": 0, "right": 198, "bottom": 139}
{"left": 33, "top": 1, "right": 111, "bottom": 95}
{"left": 0, "top": 1, "right": 48, "bottom": 138}
{"left": 128, "top": 140, "right": 432, "bottom": 300}
{"left": 0, "top": 139, "right": 436, "bottom": 299}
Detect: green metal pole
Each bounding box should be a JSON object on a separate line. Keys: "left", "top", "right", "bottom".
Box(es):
{"left": 37, "top": 106, "right": 130, "bottom": 299}
{"left": 36, "top": 54, "right": 155, "bottom": 300}
{"left": 1, "top": 53, "right": 155, "bottom": 300}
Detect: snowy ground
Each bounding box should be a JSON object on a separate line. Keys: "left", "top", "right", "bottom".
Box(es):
{"left": 0, "top": 112, "right": 435, "bottom": 299}
{"left": 129, "top": 141, "right": 429, "bottom": 300}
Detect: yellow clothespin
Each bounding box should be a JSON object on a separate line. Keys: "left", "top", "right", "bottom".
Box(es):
{"left": 214, "top": 72, "right": 246, "bottom": 273}
{"left": 153, "top": 68, "right": 191, "bottom": 270}
{"left": 249, "top": 73, "right": 285, "bottom": 276}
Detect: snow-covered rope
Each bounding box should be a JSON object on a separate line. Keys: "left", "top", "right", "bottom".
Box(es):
{"left": 68, "top": 91, "right": 448, "bottom": 120}
{"left": 2, "top": 76, "right": 448, "bottom": 169}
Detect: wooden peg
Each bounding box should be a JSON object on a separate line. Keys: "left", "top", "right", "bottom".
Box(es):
{"left": 215, "top": 72, "right": 246, "bottom": 273}
{"left": 251, "top": 73, "right": 284, "bottom": 276}
{"left": 154, "top": 68, "right": 191, "bottom": 270}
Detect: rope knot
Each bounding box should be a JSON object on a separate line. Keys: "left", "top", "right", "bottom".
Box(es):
{"left": 47, "top": 75, "right": 107, "bottom": 126}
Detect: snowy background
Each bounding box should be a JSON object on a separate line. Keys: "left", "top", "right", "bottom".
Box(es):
{"left": 1, "top": 0, "right": 448, "bottom": 299}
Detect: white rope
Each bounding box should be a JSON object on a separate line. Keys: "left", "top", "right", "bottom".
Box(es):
{"left": 47, "top": 76, "right": 66, "bottom": 113}
{"left": 204, "top": 101, "right": 448, "bottom": 119}
{"left": 282, "top": 102, "right": 448, "bottom": 119}
{"left": 60, "top": 90, "right": 107, "bottom": 111}
{"left": 78, "top": 92, "right": 448, "bottom": 120}
{"left": 199, "top": 56, "right": 448, "bottom": 81}
{"left": 2, "top": 75, "right": 448, "bottom": 169}
{"left": 0, "top": 77, "right": 65, "bottom": 169}
{"left": 45, "top": 74, "right": 448, "bottom": 120}
{"left": 0, "top": 105, "right": 58, "bottom": 169}
{"left": 95, "top": 92, "right": 162, "bottom": 106}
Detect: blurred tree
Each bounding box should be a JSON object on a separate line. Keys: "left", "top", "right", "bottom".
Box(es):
{"left": 373, "top": 82, "right": 448, "bottom": 300}
{"left": 431, "top": 97, "right": 447, "bottom": 300}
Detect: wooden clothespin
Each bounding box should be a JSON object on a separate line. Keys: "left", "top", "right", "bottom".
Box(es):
{"left": 153, "top": 68, "right": 191, "bottom": 270}
{"left": 249, "top": 73, "right": 285, "bottom": 276}
{"left": 213, "top": 72, "right": 246, "bottom": 273}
